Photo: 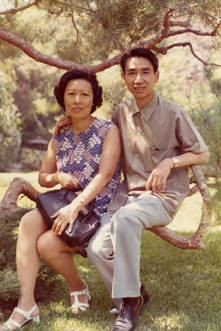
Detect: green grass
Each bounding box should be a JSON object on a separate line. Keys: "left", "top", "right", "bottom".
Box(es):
{"left": 0, "top": 172, "right": 221, "bottom": 330}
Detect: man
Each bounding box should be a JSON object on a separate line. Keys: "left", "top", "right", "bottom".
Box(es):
{"left": 86, "top": 47, "right": 209, "bottom": 331}
{"left": 55, "top": 48, "right": 209, "bottom": 330}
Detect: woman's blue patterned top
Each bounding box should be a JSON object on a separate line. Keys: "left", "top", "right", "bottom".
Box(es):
{"left": 54, "top": 118, "right": 121, "bottom": 215}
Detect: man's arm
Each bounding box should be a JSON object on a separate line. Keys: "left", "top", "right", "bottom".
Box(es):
{"left": 146, "top": 151, "right": 210, "bottom": 193}
{"left": 53, "top": 116, "right": 71, "bottom": 134}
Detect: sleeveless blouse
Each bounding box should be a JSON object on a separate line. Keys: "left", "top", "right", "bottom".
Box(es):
{"left": 54, "top": 118, "right": 121, "bottom": 215}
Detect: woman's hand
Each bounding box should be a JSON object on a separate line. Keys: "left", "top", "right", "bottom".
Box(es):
{"left": 53, "top": 116, "right": 72, "bottom": 134}
{"left": 51, "top": 203, "right": 80, "bottom": 235}
{"left": 57, "top": 172, "right": 80, "bottom": 190}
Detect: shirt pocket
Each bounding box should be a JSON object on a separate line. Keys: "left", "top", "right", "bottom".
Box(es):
{"left": 150, "top": 145, "right": 169, "bottom": 164}
{"left": 150, "top": 145, "right": 167, "bottom": 155}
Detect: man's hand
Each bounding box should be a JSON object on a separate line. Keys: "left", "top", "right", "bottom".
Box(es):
{"left": 146, "top": 158, "right": 174, "bottom": 193}
{"left": 57, "top": 172, "right": 80, "bottom": 190}
{"left": 53, "top": 116, "right": 72, "bottom": 134}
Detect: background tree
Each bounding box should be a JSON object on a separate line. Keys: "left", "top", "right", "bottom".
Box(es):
{"left": 0, "top": 64, "right": 21, "bottom": 170}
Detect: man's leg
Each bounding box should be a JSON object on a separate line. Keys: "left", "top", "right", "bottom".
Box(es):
{"left": 110, "top": 193, "right": 172, "bottom": 330}
{"left": 87, "top": 211, "right": 149, "bottom": 311}
{"left": 87, "top": 211, "right": 114, "bottom": 295}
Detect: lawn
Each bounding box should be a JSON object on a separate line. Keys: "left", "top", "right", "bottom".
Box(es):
{"left": 0, "top": 172, "right": 221, "bottom": 330}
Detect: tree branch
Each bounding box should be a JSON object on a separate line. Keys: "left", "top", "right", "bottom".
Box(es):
{"left": 71, "top": 13, "right": 80, "bottom": 44}
{"left": 0, "top": 0, "right": 38, "bottom": 16}
{"left": 139, "top": 21, "right": 221, "bottom": 49}
{"left": 165, "top": 24, "right": 221, "bottom": 38}
{"left": 148, "top": 165, "right": 212, "bottom": 250}
{"left": 153, "top": 42, "right": 221, "bottom": 67}
{"left": 0, "top": 9, "right": 220, "bottom": 72}
{"left": 58, "top": 1, "right": 93, "bottom": 14}
{"left": 0, "top": 28, "right": 122, "bottom": 72}
{"left": 0, "top": 166, "right": 212, "bottom": 250}
{"left": 162, "top": 8, "right": 175, "bottom": 31}
{"left": 0, "top": 177, "right": 40, "bottom": 212}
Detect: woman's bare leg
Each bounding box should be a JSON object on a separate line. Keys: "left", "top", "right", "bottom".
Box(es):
{"left": 0, "top": 209, "right": 48, "bottom": 330}
{"left": 16, "top": 209, "right": 47, "bottom": 307}
{"left": 37, "top": 231, "right": 89, "bottom": 312}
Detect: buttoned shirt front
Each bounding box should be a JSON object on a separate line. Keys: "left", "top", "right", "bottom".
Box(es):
{"left": 111, "top": 93, "right": 208, "bottom": 217}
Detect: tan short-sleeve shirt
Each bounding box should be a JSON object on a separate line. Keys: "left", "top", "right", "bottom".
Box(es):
{"left": 111, "top": 93, "right": 208, "bottom": 217}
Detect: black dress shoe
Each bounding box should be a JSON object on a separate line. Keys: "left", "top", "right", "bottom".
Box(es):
{"left": 112, "top": 296, "right": 144, "bottom": 331}
{"left": 110, "top": 284, "right": 150, "bottom": 316}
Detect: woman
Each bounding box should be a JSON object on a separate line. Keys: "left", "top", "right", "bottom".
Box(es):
{"left": 0, "top": 69, "right": 121, "bottom": 330}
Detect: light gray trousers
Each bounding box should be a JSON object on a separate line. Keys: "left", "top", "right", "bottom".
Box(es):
{"left": 87, "top": 192, "right": 172, "bottom": 299}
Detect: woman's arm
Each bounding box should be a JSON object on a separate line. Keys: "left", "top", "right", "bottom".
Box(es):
{"left": 52, "top": 125, "right": 121, "bottom": 234}
{"left": 74, "top": 125, "right": 121, "bottom": 206}
{"left": 38, "top": 138, "right": 80, "bottom": 189}
{"left": 38, "top": 138, "right": 58, "bottom": 187}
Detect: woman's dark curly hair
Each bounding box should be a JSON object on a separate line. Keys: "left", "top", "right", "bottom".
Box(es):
{"left": 54, "top": 69, "right": 103, "bottom": 113}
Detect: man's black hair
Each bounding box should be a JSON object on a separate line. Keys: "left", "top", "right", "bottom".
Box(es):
{"left": 120, "top": 47, "right": 158, "bottom": 73}
{"left": 54, "top": 69, "right": 103, "bottom": 113}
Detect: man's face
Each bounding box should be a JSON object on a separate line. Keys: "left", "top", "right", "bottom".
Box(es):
{"left": 122, "top": 56, "right": 159, "bottom": 108}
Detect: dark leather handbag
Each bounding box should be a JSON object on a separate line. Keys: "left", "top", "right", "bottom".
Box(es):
{"left": 37, "top": 188, "right": 100, "bottom": 248}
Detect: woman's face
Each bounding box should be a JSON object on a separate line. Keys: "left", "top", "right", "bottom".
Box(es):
{"left": 64, "top": 79, "right": 94, "bottom": 120}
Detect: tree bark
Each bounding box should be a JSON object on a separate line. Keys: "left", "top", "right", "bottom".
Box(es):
{"left": 0, "top": 165, "right": 212, "bottom": 250}
{"left": 0, "top": 177, "right": 40, "bottom": 212}
{"left": 0, "top": 9, "right": 219, "bottom": 72}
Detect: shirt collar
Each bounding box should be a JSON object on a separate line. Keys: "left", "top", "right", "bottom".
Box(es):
{"left": 130, "top": 92, "right": 158, "bottom": 123}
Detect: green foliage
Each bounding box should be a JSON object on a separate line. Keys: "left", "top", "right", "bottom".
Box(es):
{"left": 0, "top": 58, "right": 58, "bottom": 170}
{"left": 188, "top": 68, "right": 221, "bottom": 222}
{"left": 0, "top": 268, "right": 19, "bottom": 302}
{"left": 37, "top": 0, "right": 220, "bottom": 57}
{"left": 14, "top": 62, "right": 60, "bottom": 139}
{"left": 0, "top": 218, "right": 18, "bottom": 269}
{"left": 0, "top": 67, "right": 21, "bottom": 171}
{"left": 20, "top": 148, "right": 46, "bottom": 171}
{"left": 0, "top": 217, "right": 20, "bottom": 311}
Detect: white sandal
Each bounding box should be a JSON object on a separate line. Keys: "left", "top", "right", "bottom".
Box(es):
{"left": 70, "top": 286, "right": 91, "bottom": 314}
{"left": 2, "top": 304, "right": 40, "bottom": 330}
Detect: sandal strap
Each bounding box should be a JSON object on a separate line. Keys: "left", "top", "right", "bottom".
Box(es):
{"left": 14, "top": 304, "right": 38, "bottom": 319}
{"left": 4, "top": 318, "right": 21, "bottom": 330}
{"left": 71, "top": 302, "right": 89, "bottom": 309}
{"left": 3, "top": 304, "right": 38, "bottom": 330}
{"left": 70, "top": 288, "right": 90, "bottom": 297}
{"left": 70, "top": 285, "right": 90, "bottom": 312}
